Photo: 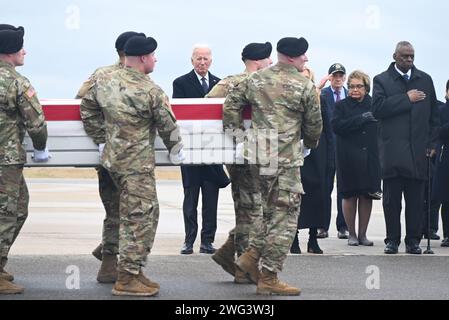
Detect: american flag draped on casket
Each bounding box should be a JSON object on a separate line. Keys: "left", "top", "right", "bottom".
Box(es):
{"left": 25, "top": 98, "right": 251, "bottom": 167}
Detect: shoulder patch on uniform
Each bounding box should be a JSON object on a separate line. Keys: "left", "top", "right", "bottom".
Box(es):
{"left": 26, "top": 86, "right": 36, "bottom": 99}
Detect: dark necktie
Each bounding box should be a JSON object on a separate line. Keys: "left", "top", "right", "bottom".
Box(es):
{"left": 335, "top": 89, "right": 341, "bottom": 102}
{"left": 201, "top": 77, "right": 208, "bottom": 94}
{"left": 403, "top": 74, "right": 410, "bottom": 82}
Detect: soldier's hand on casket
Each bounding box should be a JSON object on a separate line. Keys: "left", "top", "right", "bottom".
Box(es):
{"left": 98, "top": 143, "right": 105, "bottom": 160}
{"left": 303, "top": 148, "right": 311, "bottom": 158}
{"left": 176, "top": 148, "right": 186, "bottom": 162}
{"left": 235, "top": 142, "right": 245, "bottom": 162}
{"left": 32, "top": 147, "right": 51, "bottom": 163}
{"left": 170, "top": 148, "right": 186, "bottom": 164}
{"left": 300, "top": 139, "right": 311, "bottom": 158}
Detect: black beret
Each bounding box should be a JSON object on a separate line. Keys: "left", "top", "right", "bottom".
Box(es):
{"left": 115, "top": 31, "right": 146, "bottom": 51}
{"left": 241, "top": 42, "right": 272, "bottom": 61}
{"left": 328, "top": 63, "right": 346, "bottom": 75}
{"left": 0, "top": 25, "right": 24, "bottom": 54}
{"left": 124, "top": 36, "right": 158, "bottom": 56}
{"left": 0, "top": 24, "right": 17, "bottom": 31}
{"left": 276, "top": 37, "right": 308, "bottom": 57}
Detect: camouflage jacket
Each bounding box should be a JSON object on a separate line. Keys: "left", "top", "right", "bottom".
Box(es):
{"left": 223, "top": 62, "right": 322, "bottom": 168}
{"left": 206, "top": 71, "right": 249, "bottom": 98}
{"left": 76, "top": 61, "right": 122, "bottom": 99}
{"left": 80, "top": 66, "right": 182, "bottom": 174}
{"left": 77, "top": 62, "right": 123, "bottom": 144}
{"left": 0, "top": 60, "right": 47, "bottom": 165}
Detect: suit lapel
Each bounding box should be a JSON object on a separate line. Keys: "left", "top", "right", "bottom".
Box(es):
{"left": 208, "top": 72, "right": 219, "bottom": 91}
{"left": 188, "top": 70, "right": 206, "bottom": 97}
{"left": 325, "top": 87, "right": 334, "bottom": 108}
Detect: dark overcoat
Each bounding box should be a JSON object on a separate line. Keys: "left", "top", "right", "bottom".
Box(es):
{"left": 332, "top": 95, "right": 381, "bottom": 197}
{"left": 433, "top": 100, "right": 449, "bottom": 202}
{"left": 298, "top": 101, "right": 331, "bottom": 229}
{"left": 372, "top": 63, "right": 439, "bottom": 180}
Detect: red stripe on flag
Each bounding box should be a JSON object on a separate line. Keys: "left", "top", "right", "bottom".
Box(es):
{"left": 171, "top": 104, "right": 224, "bottom": 120}
{"left": 42, "top": 105, "right": 81, "bottom": 121}
{"left": 42, "top": 104, "right": 251, "bottom": 121}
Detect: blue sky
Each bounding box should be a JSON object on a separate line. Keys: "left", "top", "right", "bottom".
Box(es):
{"left": 3, "top": 0, "right": 448, "bottom": 100}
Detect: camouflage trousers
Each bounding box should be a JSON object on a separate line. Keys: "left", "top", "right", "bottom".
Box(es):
{"left": 226, "top": 164, "right": 262, "bottom": 257}
{"left": 0, "top": 165, "right": 28, "bottom": 262}
{"left": 250, "top": 167, "right": 303, "bottom": 273}
{"left": 96, "top": 166, "right": 120, "bottom": 255}
{"left": 109, "top": 171, "right": 160, "bottom": 275}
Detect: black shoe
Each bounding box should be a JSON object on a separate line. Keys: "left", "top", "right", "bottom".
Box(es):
{"left": 441, "top": 237, "right": 449, "bottom": 247}
{"left": 337, "top": 229, "right": 349, "bottom": 239}
{"left": 290, "top": 246, "right": 301, "bottom": 254}
{"left": 384, "top": 242, "right": 399, "bottom": 254}
{"left": 290, "top": 231, "right": 301, "bottom": 254}
{"left": 406, "top": 244, "right": 422, "bottom": 255}
{"left": 180, "top": 243, "right": 194, "bottom": 255}
{"left": 290, "top": 241, "right": 301, "bottom": 254}
{"left": 307, "top": 238, "right": 323, "bottom": 254}
{"left": 316, "top": 229, "right": 329, "bottom": 239}
{"left": 422, "top": 231, "right": 440, "bottom": 240}
{"left": 200, "top": 243, "right": 216, "bottom": 254}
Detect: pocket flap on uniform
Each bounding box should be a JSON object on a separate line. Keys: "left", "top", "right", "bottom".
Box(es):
{"left": 0, "top": 87, "right": 9, "bottom": 109}
{"left": 278, "top": 168, "right": 304, "bottom": 194}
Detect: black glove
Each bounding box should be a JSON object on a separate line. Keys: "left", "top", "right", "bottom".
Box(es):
{"left": 361, "top": 112, "right": 377, "bottom": 123}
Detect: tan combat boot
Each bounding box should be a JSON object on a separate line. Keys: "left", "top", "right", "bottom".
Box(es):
{"left": 92, "top": 243, "right": 103, "bottom": 261}
{"left": 211, "top": 235, "right": 236, "bottom": 276}
{"left": 0, "top": 278, "right": 24, "bottom": 295}
{"left": 234, "top": 269, "right": 252, "bottom": 284}
{"left": 0, "top": 267, "right": 14, "bottom": 282}
{"left": 256, "top": 268, "right": 301, "bottom": 296}
{"left": 235, "top": 247, "right": 261, "bottom": 284}
{"left": 0, "top": 270, "right": 13, "bottom": 282}
{"left": 138, "top": 271, "right": 160, "bottom": 289}
{"left": 0, "top": 258, "right": 13, "bottom": 282}
{"left": 96, "top": 253, "right": 118, "bottom": 283}
{"left": 112, "top": 271, "right": 159, "bottom": 297}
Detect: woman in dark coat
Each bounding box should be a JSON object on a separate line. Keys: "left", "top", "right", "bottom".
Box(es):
{"left": 290, "top": 67, "right": 328, "bottom": 254}
{"left": 332, "top": 70, "right": 381, "bottom": 246}
{"left": 432, "top": 80, "right": 449, "bottom": 247}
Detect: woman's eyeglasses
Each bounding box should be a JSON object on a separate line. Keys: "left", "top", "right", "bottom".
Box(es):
{"left": 348, "top": 84, "right": 365, "bottom": 90}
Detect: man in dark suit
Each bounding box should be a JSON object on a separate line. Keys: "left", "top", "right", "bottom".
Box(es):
{"left": 373, "top": 41, "right": 439, "bottom": 254}
{"left": 173, "top": 45, "right": 230, "bottom": 255}
{"left": 316, "top": 63, "right": 349, "bottom": 240}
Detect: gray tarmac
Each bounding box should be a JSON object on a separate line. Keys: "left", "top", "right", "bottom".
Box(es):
{"left": 1, "top": 255, "right": 449, "bottom": 300}
{"left": 2, "top": 178, "right": 449, "bottom": 300}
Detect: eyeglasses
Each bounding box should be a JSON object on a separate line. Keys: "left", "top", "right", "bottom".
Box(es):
{"left": 348, "top": 84, "right": 365, "bottom": 90}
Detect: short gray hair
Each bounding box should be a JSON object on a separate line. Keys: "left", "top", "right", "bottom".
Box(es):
{"left": 395, "top": 41, "right": 413, "bottom": 53}
{"left": 192, "top": 44, "right": 211, "bottom": 57}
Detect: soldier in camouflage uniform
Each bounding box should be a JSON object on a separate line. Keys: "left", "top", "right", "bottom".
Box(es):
{"left": 81, "top": 36, "right": 184, "bottom": 297}
{"left": 0, "top": 24, "right": 49, "bottom": 294}
{"left": 206, "top": 42, "right": 272, "bottom": 284}
{"left": 78, "top": 31, "right": 145, "bottom": 284}
{"left": 223, "top": 37, "right": 322, "bottom": 296}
